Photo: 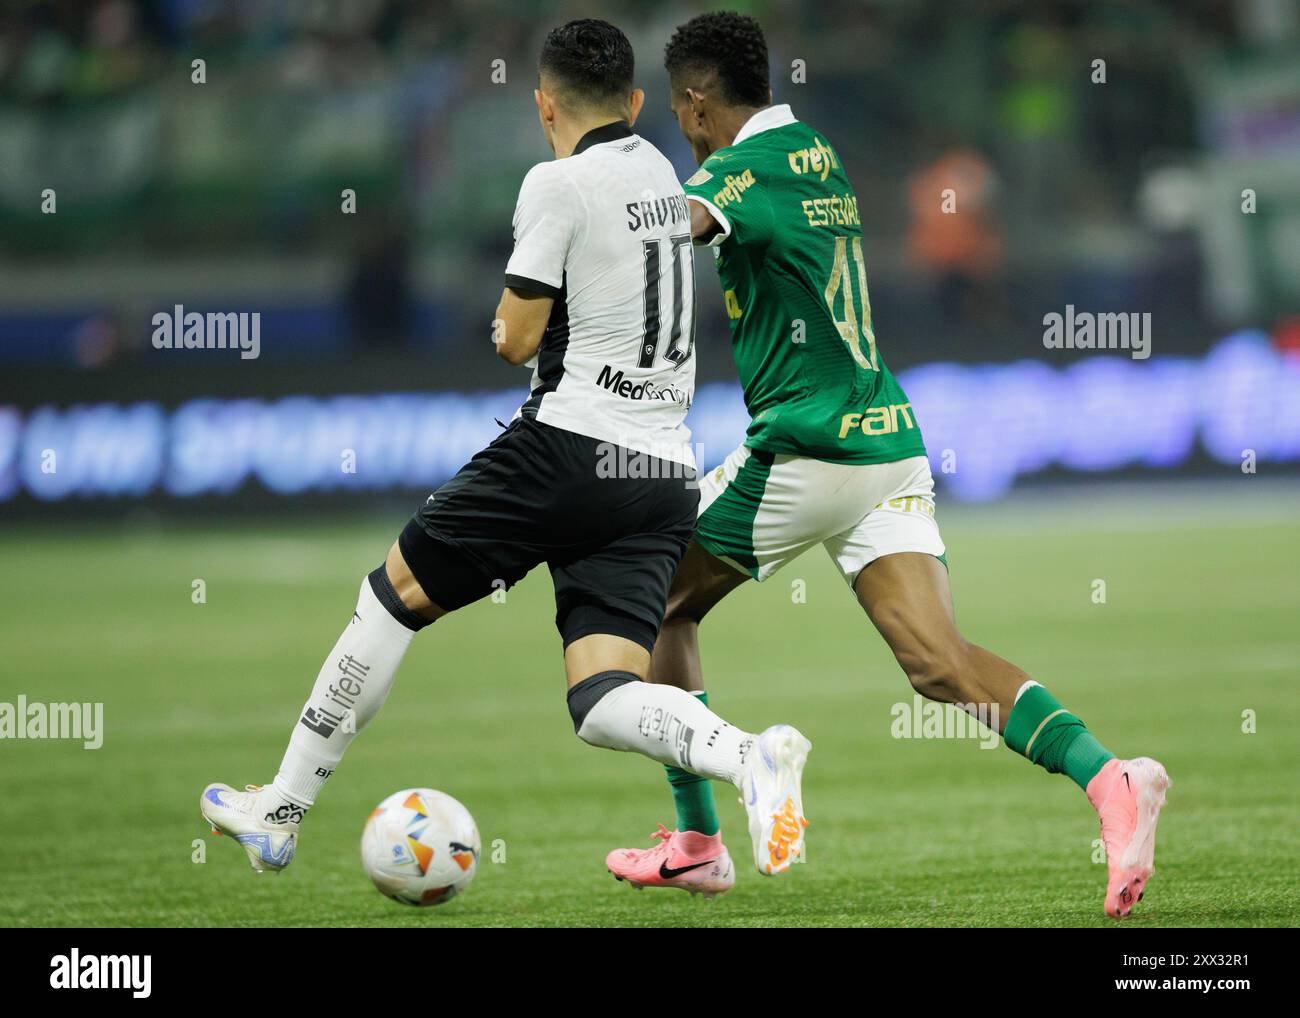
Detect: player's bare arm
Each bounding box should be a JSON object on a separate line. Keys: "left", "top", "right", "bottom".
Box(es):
{"left": 687, "top": 198, "right": 722, "bottom": 244}
{"left": 493, "top": 286, "right": 552, "bottom": 365}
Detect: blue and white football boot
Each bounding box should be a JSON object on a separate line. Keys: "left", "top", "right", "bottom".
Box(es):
{"left": 200, "top": 782, "right": 299, "bottom": 873}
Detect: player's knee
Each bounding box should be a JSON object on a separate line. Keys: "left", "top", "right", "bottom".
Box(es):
{"left": 381, "top": 541, "right": 446, "bottom": 625}
{"left": 360, "top": 542, "right": 443, "bottom": 631}
{"left": 363, "top": 565, "right": 434, "bottom": 632}
{"left": 900, "top": 641, "right": 970, "bottom": 704}
{"left": 567, "top": 671, "right": 639, "bottom": 740}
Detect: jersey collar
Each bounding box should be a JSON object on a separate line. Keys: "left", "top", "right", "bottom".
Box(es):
{"left": 572, "top": 120, "right": 634, "bottom": 156}
{"left": 732, "top": 103, "right": 797, "bottom": 146}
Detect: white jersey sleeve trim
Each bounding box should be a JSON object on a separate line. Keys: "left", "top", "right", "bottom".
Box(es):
{"left": 686, "top": 194, "right": 732, "bottom": 248}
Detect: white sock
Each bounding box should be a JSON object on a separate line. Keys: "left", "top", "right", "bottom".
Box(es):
{"left": 575, "top": 679, "right": 754, "bottom": 786}
{"left": 257, "top": 574, "right": 418, "bottom": 820}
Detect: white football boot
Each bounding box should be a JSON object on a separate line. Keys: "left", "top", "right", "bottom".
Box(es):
{"left": 737, "top": 724, "right": 811, "bottom": 876}
{"left": 200, "top": 783, "right": 299, "bottom": 873}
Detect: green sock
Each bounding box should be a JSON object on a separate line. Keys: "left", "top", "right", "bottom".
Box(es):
{"left": 664, "top": 691, "right": 721, "bottom": 835}
{"left": 1003, "top": 683, "right": 1115, "bottom": 790}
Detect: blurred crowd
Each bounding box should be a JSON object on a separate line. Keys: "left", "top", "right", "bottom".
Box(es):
{"left": 1, "top": 0, "right": 1297, "bottom": 372}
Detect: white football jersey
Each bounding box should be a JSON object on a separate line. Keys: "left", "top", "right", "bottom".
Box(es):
{"left": 504, "top": 122, "right": 696, "bottom": 466}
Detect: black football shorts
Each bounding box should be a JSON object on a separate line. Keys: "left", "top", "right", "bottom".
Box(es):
{"left": 398, "top": 417, "right": 698, "bottom": 652}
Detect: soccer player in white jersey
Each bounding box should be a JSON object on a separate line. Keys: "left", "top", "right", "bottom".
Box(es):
{"left": 199, "top": 19, "right": 808, "bottom": 886}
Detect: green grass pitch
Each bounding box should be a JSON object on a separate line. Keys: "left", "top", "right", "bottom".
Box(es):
{"left": 1, "top": 485, "right": 1297, "bottom": 927}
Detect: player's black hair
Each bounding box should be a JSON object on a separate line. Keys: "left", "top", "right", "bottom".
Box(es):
{"left": 663, "top": 11, "right": 770, "bottom": 108}
{"left": 539, "top": 19, "right": 634, "bottom": 110}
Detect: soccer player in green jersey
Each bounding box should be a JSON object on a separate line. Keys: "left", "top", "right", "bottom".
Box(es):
{"left": 604, "top": 12, "right": 1169, "bottom": 919}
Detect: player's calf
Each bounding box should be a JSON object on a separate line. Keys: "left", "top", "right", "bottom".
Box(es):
{"left": 568, "top": 670, "right": 753, "bottom": 783}
{"left": 893, "top": 638, "right": 975, "bottom": 706}
{"left": 856, "top": 554, "right": 1030, "bottom": 719}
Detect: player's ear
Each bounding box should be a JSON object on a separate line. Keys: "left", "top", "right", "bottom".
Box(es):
{"left": 686, "top": 87, "right": 705, "bottom": 123}
{"left": 534, "top": 89, "right": 557, "bottom": 154}
{"left": 627, "top": 88, "right": 645, "bottom": 127}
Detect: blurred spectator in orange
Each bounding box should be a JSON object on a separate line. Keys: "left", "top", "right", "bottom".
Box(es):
{"left": 906, "top": 145, "right": 1004, "bottom": 326}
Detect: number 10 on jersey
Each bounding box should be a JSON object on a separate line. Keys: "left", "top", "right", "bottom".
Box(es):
{"left": 638, "top": 233, "right": 695, "bottom": 368}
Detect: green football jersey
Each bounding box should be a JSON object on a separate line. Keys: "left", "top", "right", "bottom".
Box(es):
{"left": 683, "top": 106, "right": 926, "bottom": 464}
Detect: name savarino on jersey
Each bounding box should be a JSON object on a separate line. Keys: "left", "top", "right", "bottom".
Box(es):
{"left": 596, "top": 364, "right": 692, "bottom": 407}
{"left": 625, "top": 194, "right": 691, "bottom": 232}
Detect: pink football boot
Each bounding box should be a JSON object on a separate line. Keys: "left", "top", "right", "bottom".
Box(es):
{"left": 606, "top": 825, "right": 735, "bottom": 897}
{"left": 1086, "top": 757, "right": 1171, "bottom": 918}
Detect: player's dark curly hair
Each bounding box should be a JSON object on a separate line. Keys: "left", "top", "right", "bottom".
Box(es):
{"left": 539, "top": 19, "right": 634, "bottom": 109}
{"left": 663, "top": 11, "right": 770, "bottom": 108}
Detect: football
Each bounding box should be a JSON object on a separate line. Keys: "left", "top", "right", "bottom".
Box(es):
{"left": 360, "top": 789, "right": 481, "bottom": 906}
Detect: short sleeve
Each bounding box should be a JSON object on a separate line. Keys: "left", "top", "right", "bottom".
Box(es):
{"left": 682, "top": 157, "right": 773, "bottom": 249}
{"left": 504, "top": 163, "right": 579, "bottom": 298}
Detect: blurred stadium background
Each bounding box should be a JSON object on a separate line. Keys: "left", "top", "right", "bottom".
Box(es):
{"left": 1, "top": 0, "right": 1298, "bottom": 507}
